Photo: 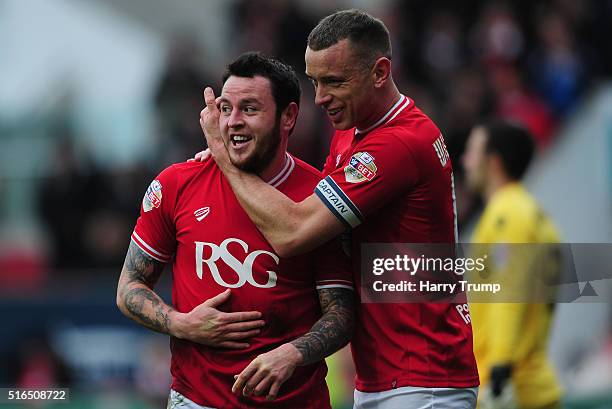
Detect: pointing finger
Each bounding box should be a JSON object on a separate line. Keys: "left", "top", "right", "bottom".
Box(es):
{"left": 204, "top": 87, "right": 217, "bottom": 110}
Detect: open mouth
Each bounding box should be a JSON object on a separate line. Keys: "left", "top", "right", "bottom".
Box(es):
{"left": 327, "top": 107, "right": 343, "bottom": 119}
{"left": 230, "top": 134, "right": 253, "bottom": 148}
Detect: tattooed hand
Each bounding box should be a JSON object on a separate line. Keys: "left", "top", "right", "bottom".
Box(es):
{"left": 232, "top": 287, "right": 354, "bottom": 400}
{"left": 174, "top": 289, "right": 265, "bottom": 349}
{"left": 231, "top": 343, "right": 300, "bottom": 401}
{"left": 117, "top": 241, "right": 264, "bottom": 348}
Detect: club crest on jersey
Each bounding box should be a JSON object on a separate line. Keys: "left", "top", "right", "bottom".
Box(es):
{"left": 194, "top": 207, "right": 210, "bottom": 221}
{"left": 143, "top": 180, "right": 162, "bottom": 212}
{"left": 344, "top": 152, "right": 377, "bottom": 183}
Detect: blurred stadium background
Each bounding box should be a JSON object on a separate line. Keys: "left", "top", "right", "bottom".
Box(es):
{"left": 1, "top": 0, "right": 611, "bottom": 408}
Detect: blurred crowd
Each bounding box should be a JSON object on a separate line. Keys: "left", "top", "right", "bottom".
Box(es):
{"left": 2, "top": 0, "right": 612, "bottom": 406}
{"left": 24, "top": 0, "right": 610, "bottom": 277}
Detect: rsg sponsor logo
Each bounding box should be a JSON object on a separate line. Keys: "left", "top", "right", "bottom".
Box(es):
{"left": 194, "top": 238, "right": 279, "bottom": 288}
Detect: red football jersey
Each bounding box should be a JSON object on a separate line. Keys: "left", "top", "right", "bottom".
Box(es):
{"left": 132, "top": 153, "right": 353, "bottom": 409}
{"left": 315, "top": 95, "right": 479, "bottom": 392}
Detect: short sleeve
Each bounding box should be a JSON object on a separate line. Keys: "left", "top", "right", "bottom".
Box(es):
{"left": 313, "top": 238, "right": 353, "bottom": 291}
{"left": 322, "top": 130, "right": 341, "bottom": 177}
{"left": 314, "top": 131, "right": 418, "bottom": 228}
{"left": 131, "top": 166, "right": 178, "bottom": 263}
{"left": 322, "top": 151, "right": 336, "bottom": 177}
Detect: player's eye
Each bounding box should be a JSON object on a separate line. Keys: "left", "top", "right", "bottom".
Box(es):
{"left": 327, "top": 79, "right": 343, "bottom": 87}
{"left": 243, "top": 106, "right": 257, "bottom": 113}
{"left": 220, "top": 105, "right": 232, "bottom": 114}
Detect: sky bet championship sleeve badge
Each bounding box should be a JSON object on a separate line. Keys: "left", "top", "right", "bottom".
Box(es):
{"left": 344, "top": 152, "right": 377, "bottom": 183}
{"left": 143, "top": 180, "right": 162, "bottom": 212}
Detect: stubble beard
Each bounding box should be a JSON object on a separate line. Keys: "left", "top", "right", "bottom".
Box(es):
{"left": 231, "top": 118, "right": 281, "bottom": 175}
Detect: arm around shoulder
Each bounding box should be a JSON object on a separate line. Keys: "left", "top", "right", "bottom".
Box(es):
{"left": 270, "top": 193, "right": 346, "bottom": 258}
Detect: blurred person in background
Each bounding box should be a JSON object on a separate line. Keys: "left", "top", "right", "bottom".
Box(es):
{"left": 38, "top": 136, "right": 95, "bottom": 270}
{"left": 155, "top": 33, "right": 215, "bottom": 164}
{"left": 117, "top": 52, "right": 354, "bottom": 409}
{"left": 462, "top": 120, "right": 562, "bottom": 409}
{"left": 200, "top": 9, "right": 479, "bottom": 409}
{"left": 528, "top": 9, "right": 585, "bottom": 119}
{"left": 38, "top": 133, "right": 150, "bottom": 271}
{"left": 488, "top": 64, "right": 556, "bottom": 149}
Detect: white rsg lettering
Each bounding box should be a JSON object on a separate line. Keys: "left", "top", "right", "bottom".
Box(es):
{"left": 195, "top": 238, "right": 279, "bottom": 288}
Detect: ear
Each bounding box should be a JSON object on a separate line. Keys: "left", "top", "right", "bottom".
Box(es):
{"left": 281, "top": 102, "right": 299, "bottom": 135}
{"left": 487, "top": 153, "right": 505, "bottom": 177}
{"left": 372, "top": 57, "right": 392, "bottom": 89}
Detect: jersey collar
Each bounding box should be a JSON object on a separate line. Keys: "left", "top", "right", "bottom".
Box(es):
{"left": 354, "top": 94, "right": 410, "bottom": 136}
{"left": 267, "top": 153, "right": 295, "bottom": 188}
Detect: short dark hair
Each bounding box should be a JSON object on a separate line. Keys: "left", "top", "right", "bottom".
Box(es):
{"left": 482, "top": 120, "right": 535, "bottom": 180}
{"left": 222, "top": 52, "right": 301, "bottom": 116}
{"left": 307, "top": 9, "right": 391, "bottom": 68}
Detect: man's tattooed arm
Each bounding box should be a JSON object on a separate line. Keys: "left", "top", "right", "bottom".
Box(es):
{"left": 291, "top": 288, "right": 355, "bottom": 365}
{"left": 117, "top": 241, "right": 265, "bottom": 347}
{"left": 116, "top": 241, "right": 175, "bottom": 334}
{"left": 231, "top": 287, "right": 354, "bottom": 399}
